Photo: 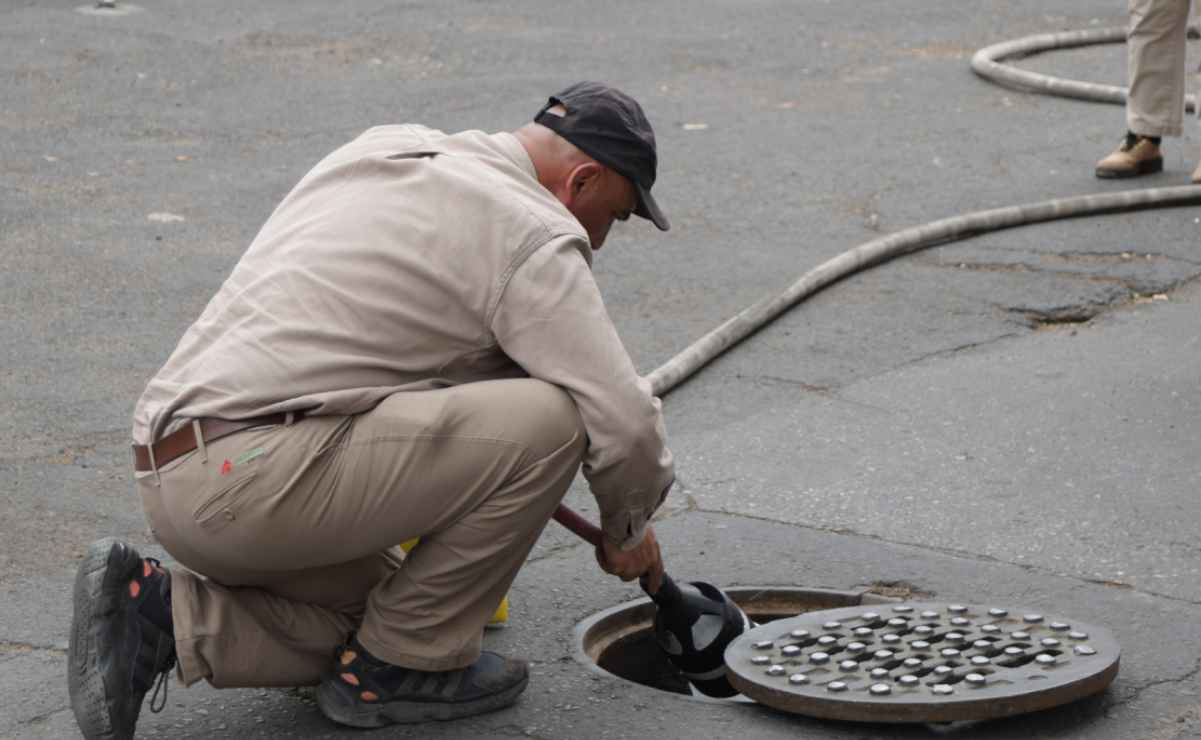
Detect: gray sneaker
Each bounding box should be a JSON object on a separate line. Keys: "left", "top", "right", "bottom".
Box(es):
{"left": 316, "top": 638, "right": 528, "bottom": 727}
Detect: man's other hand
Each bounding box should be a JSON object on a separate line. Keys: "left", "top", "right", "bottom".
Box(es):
{"left": 596, "top": 524, "right": 664, "bottom": 594}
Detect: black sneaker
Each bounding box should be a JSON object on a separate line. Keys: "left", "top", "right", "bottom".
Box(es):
{"left": 68, "top": 538, "right": 176, "bottom": 740}
{"left": 316, "top": 637, "right": 528, "bottom": 727}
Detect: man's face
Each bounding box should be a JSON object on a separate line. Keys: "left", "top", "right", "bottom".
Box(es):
{"left": 565, "top": 166, "right": 637, "bottom": 250}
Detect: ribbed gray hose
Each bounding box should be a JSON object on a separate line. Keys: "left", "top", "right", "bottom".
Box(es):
{"left": 644, "top": 27, "right": 1201, "bottom": 398}
{"left": 969, "top": 26, "right": 1196, "bottom": 113}
{"left": 647, "top": 187, "right": 1201, "bottom": 396}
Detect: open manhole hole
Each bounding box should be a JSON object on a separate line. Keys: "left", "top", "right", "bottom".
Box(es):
{"left": 575, "top": 586, "right": 898, "bottom": 700}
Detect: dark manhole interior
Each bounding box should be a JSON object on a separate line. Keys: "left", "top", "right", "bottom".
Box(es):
{"left": 576, "top": 586, "right": 899, "bottom": 699}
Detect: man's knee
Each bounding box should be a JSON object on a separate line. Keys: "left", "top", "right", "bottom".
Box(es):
{"left": 509, "top": 379, "right": 586, "bottom": 461}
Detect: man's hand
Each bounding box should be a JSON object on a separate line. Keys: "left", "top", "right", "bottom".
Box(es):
{"left": 596, "top": 524, "right": 664, "bottom": 595}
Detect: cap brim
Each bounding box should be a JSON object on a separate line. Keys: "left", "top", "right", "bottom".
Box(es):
{"left": 634, "top": 183, "right": 670, "bottom": 232}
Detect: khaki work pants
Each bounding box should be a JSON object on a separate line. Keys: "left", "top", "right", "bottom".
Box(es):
{"left": 137, "top": 378, "right": 585, "bottom": 688}
{"left": 1127, "top": 0, "right": 1197, "bottom": 137}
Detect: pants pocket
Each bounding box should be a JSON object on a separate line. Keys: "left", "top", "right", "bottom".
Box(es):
{"left": 192, "top": 472, "right": 259, "bottom": 533}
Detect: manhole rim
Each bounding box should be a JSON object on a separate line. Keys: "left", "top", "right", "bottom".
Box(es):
{"left": 729, "top": 661, "right": 1120, "bottom": 723}
{"left": 572, "top": 585, "right": 897, "bottom": 703}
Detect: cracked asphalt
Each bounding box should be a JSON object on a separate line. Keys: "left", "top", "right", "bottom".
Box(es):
{"left": 3, "top": 1, "right": 1201, "bottom": 738}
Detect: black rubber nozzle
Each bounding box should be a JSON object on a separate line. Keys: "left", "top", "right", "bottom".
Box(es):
{"left": 648, "top": 576, "right": 750, "bottom": 698}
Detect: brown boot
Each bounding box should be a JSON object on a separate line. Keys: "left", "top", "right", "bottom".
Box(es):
{"left": 1191, "top": 159, "right": 1201, "bottom": 184}
{"left": 1096, "top": 134, "right": 1163, "bottom": 179}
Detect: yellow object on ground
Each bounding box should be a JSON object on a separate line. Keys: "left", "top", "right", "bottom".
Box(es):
{"left": 400, "top": 538, "right": 509, "bottom": 628}
{"left": 487, "top": 594, "right": 509, "bottom": 628}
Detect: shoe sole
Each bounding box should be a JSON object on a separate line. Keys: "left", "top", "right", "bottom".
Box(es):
{"left": 68, "top": 538, "right": 130, "bottom": 740}
{"left": 316, "top": 673, "right": 529, "bottom": 727}
{"left": 1096, "top": 157, "right": 1163, "bottom": 179}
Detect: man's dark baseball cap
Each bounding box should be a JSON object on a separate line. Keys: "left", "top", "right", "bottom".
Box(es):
{"left": 534, "top": 81, "right": 670, "bottom": 231}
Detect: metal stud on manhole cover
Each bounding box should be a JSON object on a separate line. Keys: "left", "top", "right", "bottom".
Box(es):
{"left": 725, "top": 602, "right": 1119, "bottom": 723}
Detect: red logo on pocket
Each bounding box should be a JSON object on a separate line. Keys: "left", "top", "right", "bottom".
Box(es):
{"left": 220, "top": 459, "right": 233, "bottom": 475}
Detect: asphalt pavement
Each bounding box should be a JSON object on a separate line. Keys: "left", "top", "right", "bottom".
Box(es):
{"left": 3, "top": 1, "right": 1201, "bottom": 738}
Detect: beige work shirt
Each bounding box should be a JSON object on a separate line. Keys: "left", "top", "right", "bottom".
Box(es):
{"left": 132, "top": 125, "right": 674, "bottom": 548}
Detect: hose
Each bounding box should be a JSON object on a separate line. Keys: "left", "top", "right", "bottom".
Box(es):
{"left": 554, "top": 25, "right": 1201, "bottom": 543}
{"left": 645, "top": 186, "right": 1201, "bottom": 397}
{"left": 969, "top": 26, "right": 1196, "bottom": 113}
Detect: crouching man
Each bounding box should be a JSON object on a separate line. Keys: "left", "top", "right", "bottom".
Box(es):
{"left": 68, "top": 81, "right": 675, "bottom": 737}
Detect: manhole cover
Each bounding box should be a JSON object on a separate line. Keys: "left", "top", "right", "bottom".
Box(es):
{"left": 726, "top": 601, "right": 1119, "bottom": 722}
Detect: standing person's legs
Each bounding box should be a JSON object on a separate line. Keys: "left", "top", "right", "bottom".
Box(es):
{"left": 1127, "top": 0, "right": 1191, "bottom": 136}
{"left": 1187, "top": 1, "right": 1201, "bottom": 181}
{"left": 1099, "top": 0, "right": 1191, "bottom": 177}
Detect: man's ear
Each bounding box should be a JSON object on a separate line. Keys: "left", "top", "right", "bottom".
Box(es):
{"left": 567, "top": 161, "right": 604, "bottom": 200}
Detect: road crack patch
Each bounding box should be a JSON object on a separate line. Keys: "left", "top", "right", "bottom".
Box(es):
{"left": 0, "top": 639, "right": 67, "bottom": 658}
{"left": 1104, "top": 653, "right": 1201, "bottom": 718}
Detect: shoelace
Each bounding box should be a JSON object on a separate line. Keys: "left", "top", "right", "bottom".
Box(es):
{"left": 140, "top": 557, "right": 174, "bottom": 714}
{"left": 1122, "top": 132, "right": 1161, "bottom": 151}
{"left": 149, "top": 668, "right": 171, "bottom": 713}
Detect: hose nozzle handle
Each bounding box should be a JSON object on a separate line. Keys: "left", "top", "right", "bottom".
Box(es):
{"left": 553, "top": 504, "right": 672, "bottom": 598}
{"left": 552, "top": 504, "right": 603, "bottom": 547}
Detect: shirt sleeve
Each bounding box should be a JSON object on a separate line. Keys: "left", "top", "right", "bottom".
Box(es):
{"left": 490, "top": 235, "right": 675, "bottom": 549}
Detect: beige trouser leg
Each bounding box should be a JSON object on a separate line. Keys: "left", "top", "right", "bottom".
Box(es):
{"left": 1127, "top": 0, "right": 1194, "bottom": 137}
{"left": 138, "top": 378, "right": 585, "bottom": 688}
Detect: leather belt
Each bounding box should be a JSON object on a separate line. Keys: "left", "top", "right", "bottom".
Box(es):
{"left": 132, "top": 412, "right": 304, "bottom": 472}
